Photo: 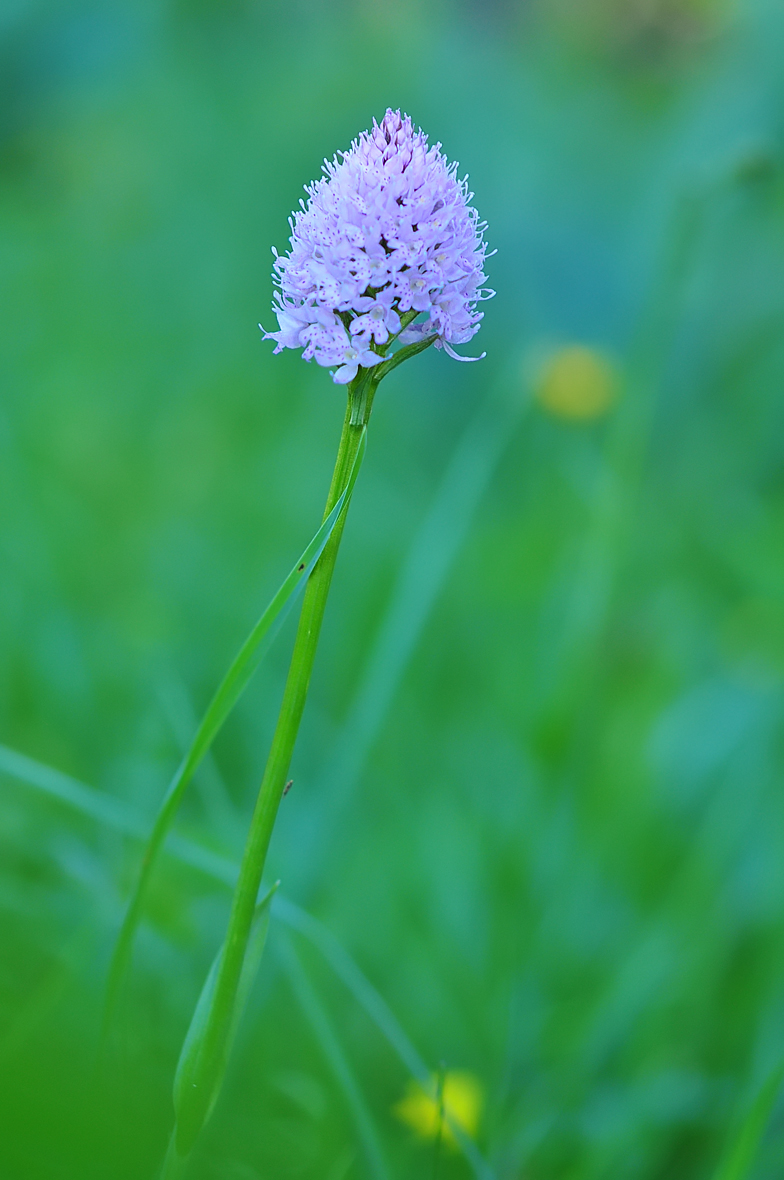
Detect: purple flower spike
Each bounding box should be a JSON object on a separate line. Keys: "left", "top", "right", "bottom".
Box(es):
{"left": 262, "top": 109, "right": 493, "bottom": 384}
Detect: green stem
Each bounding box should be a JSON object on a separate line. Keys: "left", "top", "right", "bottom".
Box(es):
{"left": 174, "top": 370, "right": 377, "bottom": 1155}
{"left": 160, "top": 1132, "right": 187, "bottom": 1180}
{"left": 432, "top": 1065, "right": 446, "bottom": 1180}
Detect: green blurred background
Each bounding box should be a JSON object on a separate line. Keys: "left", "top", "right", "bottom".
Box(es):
{"left": 2, "top": 0, "right": 784, "bottom": 1177}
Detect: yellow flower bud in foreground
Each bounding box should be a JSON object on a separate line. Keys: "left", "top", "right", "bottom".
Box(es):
{"left": 536, "top": 344, "right": 618, "bottom": 420}
{"left": 393, "top": 1070, "right": 483, "bottom": 1148}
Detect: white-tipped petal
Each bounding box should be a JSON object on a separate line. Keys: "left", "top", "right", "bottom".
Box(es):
{"left": 442, "top": 340, "right": 486, "bottom": 363}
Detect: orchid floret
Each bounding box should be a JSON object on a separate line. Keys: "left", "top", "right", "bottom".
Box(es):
{"left": 262, "top": 109, "right": 492, "bottom": 384}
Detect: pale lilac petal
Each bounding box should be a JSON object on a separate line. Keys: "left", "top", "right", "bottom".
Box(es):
{"left": 359, "top": 351, "right": 383, "bottom": 368}
{"left": 263, "top": 108, "right": 492, "bottom": 379}
{"left": 399, "top": 323, "right": 436, "bottom": 346}
{"left": 333, "top": 362, "right": 359, "bottom": 384}
{"left": 442, "top": 340, "right": 486, "bottom": 363}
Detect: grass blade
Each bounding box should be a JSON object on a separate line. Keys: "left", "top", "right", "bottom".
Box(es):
{"left": 2, "top": 744, "right": 495, "bottom": 1178}
{"left": 277, "top": 932, "right": 389, "bottom": 1180}
{"left": 173, "top": 885, "right": 278, "bottom": 1150}
{"left": 274, "top": 898, "right": 496, "bottom": 1180}
{"left": 294, "top": 373, "right": 530, "bottom": 894}
{"left": 712, "top": 1065, "right": 784, "bottom": 1180}
{"left": 102, "top": 429, "right": 367, "bottom": 1034}
{"left": 0, "top": 741, "right": 237, "bottom": 887}
{"left": 0, "top": 744, "right": 146, "bottom": 837}
{"left": 156, "top": 675, "right": 238, "bottom": 839}
{"left": 274, "top": 895, "right": 429, "bottom": 1083}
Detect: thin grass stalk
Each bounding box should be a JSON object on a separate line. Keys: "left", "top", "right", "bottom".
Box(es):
{"left": 712, "top": 1065, "right": 784, "bottom": 1180}
{"left": 160, "top": 1132, "right": 188, "bottom": 1180}
{"left": 0, "top": 742, "right": 496, "bottom": 1179}
{"left": 432, "top": 1064, "right": 446, "bottom": 1180}
{"left": 294, "top": 365, "right": 530, "bottom": 893}
{"left": 278, "top": 934, "right": 389, "bottom": 1180}
{"left": 171, "top": 372, "right": 376, "bottom": 1157}
{"left": 100, "top": 419, "right": 366, "bottom": 1042}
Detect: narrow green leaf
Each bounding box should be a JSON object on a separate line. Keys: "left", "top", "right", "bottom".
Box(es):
{"left": 159, "top": 1131, "right": 189, "bottom": 1180}
{"left": 1, "top": 743, "right": 495, "bottom": 1179}
{"left": 0, "top": 744, "right": 146, "bottom": 837}
{"left": 274, "top": 895, "right": 429, "bottom": 1083}
{"left": 713, "top": 1065, "right": 784, "bottom": 1180}
{"left": 102, "top": 428, "right": 367, "bottom": 1035}
{"left": 173, "top": 883, "right": 278, "bottom": 1137}
{"left": 278, "top": 933, "right": 389, "bottom": 1180}
{"left": 432, "top": 1064, "right": 447, "bottom": 1180}
{"left": 0, "top": 742, "right": 239, "bottom": 886}
{"left": 294, "top": 372, "right": 530, "bottom": 894}
{"left": 275, "top": 897, "right": 496, "bottom": 1180}
{"left": 373, "top": 331, "right": 438, "bottom": 381}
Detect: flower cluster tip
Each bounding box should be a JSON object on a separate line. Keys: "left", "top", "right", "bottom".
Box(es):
{"left": 262, "top": 109, "right": 493, "bottom": 384}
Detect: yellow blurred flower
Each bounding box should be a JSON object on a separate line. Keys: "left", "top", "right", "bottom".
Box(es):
{"left": 393, "top": 1071, "right": 483, "bottom": 1148}
{"left": 535, "top": 344, "right": 618, "bottom": 421}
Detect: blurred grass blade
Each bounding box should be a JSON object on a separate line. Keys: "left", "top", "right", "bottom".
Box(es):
{"left": 0, "top": 744, "right": 146, "bottom": 837}
{"left": 173, "top": 884, "right": 278, "bottom": 1145}
{"left": 432, "top": 1065, "right": 446, "bottom": 1180}
{"left": 712, "top": 1065, "right": 784, "bottom": 1180}
{"left": 0, "top": 741, "right": 236, "bottom": 885}
{"left": 159, "top": 1133, "right": 189, "bottom": 1180}
{"left": 275, "top": 898, "right": 496, "bottom": 1180}
{"left": 274, "top": 895, "right": 429, "bottom": 1083}
{"left": 294, "top": 372, "right": 530, "bottom": 894}
{"left": 277, "top": 933, "right": 389, "bottom": 1180}
{"left": 156, "top": 675, "right": 238, "bottom": 838}
{"left": 103, "top": 428, "right": 367, "bottom": 1035}
{"left": 1, "top": 745, "right": 494, "bottom": 1177}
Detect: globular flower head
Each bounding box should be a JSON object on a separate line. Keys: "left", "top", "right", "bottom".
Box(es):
{"left": 262, "top": 109, "right": 493, "bottom": 384}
